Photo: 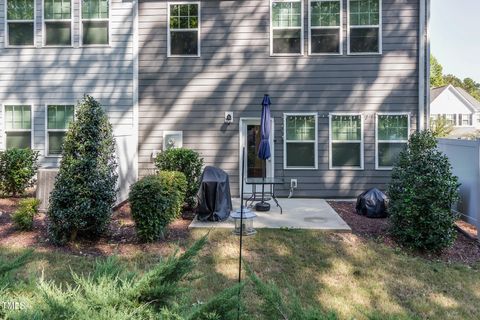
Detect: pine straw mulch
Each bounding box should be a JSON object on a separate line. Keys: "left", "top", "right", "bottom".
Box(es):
{"left": 328, "top": 201, "right": 480, "bottom": 266}
{"left": 0, "top": 198, "right": 191, "bottom": 257}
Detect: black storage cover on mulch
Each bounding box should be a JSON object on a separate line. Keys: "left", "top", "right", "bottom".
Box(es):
{"left": 355, "top": 188, "right": 389, "bottom": 218}
{"left": 196, "top": 166, "right": 232, "bottom": 221}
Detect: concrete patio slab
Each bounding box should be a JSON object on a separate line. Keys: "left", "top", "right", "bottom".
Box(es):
{"left": 189, "top": 198, "right": 351, "bottom": 231}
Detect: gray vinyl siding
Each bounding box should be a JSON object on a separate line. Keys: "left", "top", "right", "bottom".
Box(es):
{"left": 0, "top": 0, "right": 134, "bottom": 168}
{"left": 138, "top": 0, "right": 420, "bottom": 197}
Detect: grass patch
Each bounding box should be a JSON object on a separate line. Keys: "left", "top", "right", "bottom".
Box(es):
{"left": 1, "top": 230, "right": 480, "bottom": 319}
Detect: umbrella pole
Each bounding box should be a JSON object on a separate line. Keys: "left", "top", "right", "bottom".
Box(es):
{"left": 237, "top": 147, "right": 245, "bottom": 320}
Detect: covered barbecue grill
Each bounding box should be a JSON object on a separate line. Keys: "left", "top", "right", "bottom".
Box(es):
{"left": 196, "top": 166, "right": 232, "bottom": 221}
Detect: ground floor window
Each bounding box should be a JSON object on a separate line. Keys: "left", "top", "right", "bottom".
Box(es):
{"left": 284, "top": 113, "right": 318, "bottom": 169}
{"left": 4, "top": 105, "right": 32, "bottom": 149}
{"left": 329, "top": 114, "right": 363, "bottom": 169}
{"left": 47, "top": 105, "right": 74, "bottom": 156}
{"left": 461, "top": 114, "right": 471, "bottom": 126}
{"left": 376, "top": 113, "right": 409, "bottom": 169}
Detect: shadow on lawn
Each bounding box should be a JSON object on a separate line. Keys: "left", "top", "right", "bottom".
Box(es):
{"left": 193, "top": 229, "right": 480, "bottom": 320}
{"left": 1, "top": 228, "right": 479, "bottom": 319}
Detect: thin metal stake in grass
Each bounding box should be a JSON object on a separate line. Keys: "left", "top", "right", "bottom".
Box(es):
{"left": 237, "top": 146, "right": 245, "bottom": 320}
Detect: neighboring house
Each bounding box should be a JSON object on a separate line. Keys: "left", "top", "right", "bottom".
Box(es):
{"left": 0, "top": 0, "right": 137, "bottom": 201}
{"left": 0, "top": 0, "right": 430, "bottom": 201}
{"left": 430, "top": 85, "right": 480, "bottom": 138}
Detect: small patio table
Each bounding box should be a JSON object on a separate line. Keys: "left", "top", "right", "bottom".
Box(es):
{"left": 245, "top": 177, "right": 284, "bottom": 214}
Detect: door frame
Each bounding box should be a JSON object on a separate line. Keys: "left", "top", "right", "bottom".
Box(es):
{"left": 239, "top": 117, "right": 275, "bottom": 195}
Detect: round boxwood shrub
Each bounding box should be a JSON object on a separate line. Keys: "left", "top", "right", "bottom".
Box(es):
{"left": 129, "top": 171, "right": 187, "bottom": 242}
{"left": 47, "top": 95, "right": 118, "bottom": 245}
{"left": 0, "top": 148, "right": 39, "bottom": 197}
{"left": 388, "top": 130, "right": 460, "bottom": 252}
{"left": 154, "top": 148, "right": 203, "bottom": 208}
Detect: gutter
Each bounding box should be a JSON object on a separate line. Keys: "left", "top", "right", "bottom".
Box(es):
{"left": 418, "top": 0, "right": 430, "bottom": 131}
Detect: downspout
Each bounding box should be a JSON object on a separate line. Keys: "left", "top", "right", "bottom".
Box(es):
{"left": 418, "top": 0, "right": 430, "bottom": 131}
{"left": 132, "top": 0, "right": 139, "bottom": 182}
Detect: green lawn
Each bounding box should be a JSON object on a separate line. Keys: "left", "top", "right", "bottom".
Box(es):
{"left": 2, "top": 229, "right": 480, "bottom": 319}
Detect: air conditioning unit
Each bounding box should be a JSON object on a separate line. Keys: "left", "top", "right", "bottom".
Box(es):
{"left": 36, "top": 168, "right": 59, "bottom": 212}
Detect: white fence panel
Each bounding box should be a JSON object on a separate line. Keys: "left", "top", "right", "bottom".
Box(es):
{"left": 437, "top": 139, "right": 480, "bottom": 240}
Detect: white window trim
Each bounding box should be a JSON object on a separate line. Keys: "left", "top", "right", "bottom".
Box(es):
{"left": 80, "top": 0, "right": 111, "bottom": 47}
{"left": 4, "top": 0, "right": 37, "bottom": 48}
{"left": 308, "top": 0, "right": 343, "bottom": 55}
{"left": 42, "top": 0, "right": 74, "bottom": 47}
{"left": 460, "top": 114, "right": 472, "bottom": 127}
{"left": 270, "top": 0, "right": 304, "bottom": 56}
{"left": 45, "top": 104, "right": 74, "bottom": 157}
{"left": 329, "top": 112, "right": 364, "bottom": 170}
{"left": 346, "top": 0, "right": 382, "bottom": 55}
{"left": 375, "top": 112, "right": 410, "bottom": 170}
{"left": 167, "top": 1, "right": 201, "bottom": 57}
{"left": 2, "top": 104, "right": 34, "bottom": 150}
{"left": 283, "top": 112, "right": 318, "bottom": 170}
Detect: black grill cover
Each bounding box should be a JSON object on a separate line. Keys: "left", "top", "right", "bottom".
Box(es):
{"left": 355, "top": 188, "right": 389, "bottom": 218}
{"left": 196, "top": 166, "right": 232, "bottom": 221}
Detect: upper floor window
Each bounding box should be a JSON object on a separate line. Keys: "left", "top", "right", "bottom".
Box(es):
{"left": 376, "top": 114, "right": 409, "bottom": 169}
{"left": 44, "top": 0, "right": 72, "bottom": 46}
{"left": 284, "top": 113, "right": 318, "bottom": 169}
{"left": 46, "top": 105, "right": 74, "bottom": 156}
{"left": 348, "top": 0, "right": 381, "bottom": 54}
{"left": 330, "top": 114, "right": 363, "bottom": 169}
{"left": 168, "top": 3, "right": 200, "bottom": 57}
{"left": 81, "top": 0, "right": 109, "bottom": 45}
{"left": 271, "top": 0, "right": 303, "bottom": 55}
{"left": 6, "top": 0, "right": 35, "bottom": 47}
{"left": 309, "top": 0, "right": 342, "bottom": 54}
{"left": 4, "top": 105, "right": 32, "bottom": 149}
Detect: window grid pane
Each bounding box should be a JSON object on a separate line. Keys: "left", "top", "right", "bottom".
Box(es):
{"left": 311, "top": 1, "right": 341, "bottom": 27}
{"left": 170, "top": 4, "right": 199, "bottom": 29}
{"left": 349, "top": 0, "right": 379, "bottom": 26}
{"left": 331, "top": 115, "right": 361, "bottom": 141}
{"left": 47, "top": 105, "right": 74, "bottom": 130}
{"left": 5, "top": 105, "right": 31, "bottom": 130}
{"left": 378, "top": 142, "right": 406, "bottom": 167}
{"left": 272, "top": 1, "right": 302, "bottom": 28}
{"left": 378, "top": 115, "right": 408, "bottom": 141}
{"left": 332, "top": 142, "right": 361, "bottom": 167}
{"left": 82, "top": 0, "right": 109, "bottom": 19}
{"left": 48, "top": 132, "right": 67, "bottom": 155}
{"left": 286, "top": 115, "right": 316, "bottom": 141}
{"left": 6, "top": 132, "right": 31, "bottom": 149}
{"left": 45, "top": 0, "right": 71, "bottom": 20}
{"left": 7, "top": 0, "right": 34, "bottom": 20}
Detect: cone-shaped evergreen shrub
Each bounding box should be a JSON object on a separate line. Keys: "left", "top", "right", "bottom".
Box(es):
{"left": 388, "top": 131, "right": 460, "bottom": 252}
{"left": 47, "top": 95, "right": 118, "bottom": 245}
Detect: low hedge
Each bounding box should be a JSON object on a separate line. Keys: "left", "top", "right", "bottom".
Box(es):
{"left": 129, "top": 171, "right": 187, "bottom": 242}
{"left": 154, "top": 148, "right": 203, "bottom": 209}
{"left": 12, "top": 198, "right": 41, "bottom": 231}
{"left": 0, "top": 148, "right": 39, "bottom": 197}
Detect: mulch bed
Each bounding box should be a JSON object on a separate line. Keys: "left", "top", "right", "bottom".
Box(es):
{"left": 0, "top": 198, "right": 191, "bottom": 257}
{"left": 328, "top": 201, "right": 480, "bottom": 265}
